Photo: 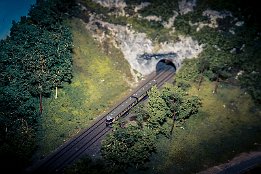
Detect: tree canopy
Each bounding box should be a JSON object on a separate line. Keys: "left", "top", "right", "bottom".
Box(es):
{"left": 0, "top": 0, "right": 75, "bottom": 172}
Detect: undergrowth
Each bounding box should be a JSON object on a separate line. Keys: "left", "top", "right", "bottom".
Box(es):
{"left": 148, "top": 79, "right": 261, "bottom": 174}
{"left": 36, "top": 18, "right": 132, "bottom": 157}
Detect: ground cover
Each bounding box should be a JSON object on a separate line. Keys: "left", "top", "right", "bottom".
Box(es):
{"left": 35, "top": 18, "right": 132, "bottom": 157}
{"left": 33, "top": 0, "right": 261, "bottom": 172}
{"left": 148, "top": 80, "right": 261, "bottom": 174}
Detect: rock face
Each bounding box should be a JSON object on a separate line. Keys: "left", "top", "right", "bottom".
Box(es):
{"left": 86, "top": 19, "right": 203, "bottom": 79}
{"left": 84, "top": 0, "right": 246, "bottom": 81}
{"left": 202, "top": 9, "right": 232, "bottom": 28}
{"left": 85, "top": 1, "right": 206, "bottom": 80}
{"left": 178, "top": 0, "right": 197, "bottom": 15}
{"left": 94, "top": 0, "right": 126, "bottom": 9}
{"left": 93, "top": 0, "right": 127, "bottom": 16}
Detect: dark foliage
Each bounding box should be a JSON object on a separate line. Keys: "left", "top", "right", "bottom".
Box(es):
{"left": 64, "top": 156, "right": 109, "bottom": 174}
{"left": 101, "top": 125, "right": 156, "bottom": 173}
{"left": 0, "top": 0, "right": 75, "bottom": 172}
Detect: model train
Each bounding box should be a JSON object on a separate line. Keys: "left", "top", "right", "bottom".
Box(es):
{"left": 106, "top": 79, "right": 157, "bottom": 127}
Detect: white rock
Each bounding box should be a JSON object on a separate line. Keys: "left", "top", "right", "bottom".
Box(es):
{"left": 179, "top": 0, "right": 197, "bottom": 15}
{"left": 144, "top": 15, "right": 162, "bottom": 22}
{"left": 134, "top": 2, "right": 150, "bottom": 13}
{"left": 84, "top": 6, "right": 203, "bottom": 81}
{"left": 229, "top": 29, "right": 235, "bottom": 35}
{"left": 202, "top": 9, "right": 232, "bottom": 28}
{"left": 235, "top": 70, "right": 244, "bottom": 80}
{"left": 235, "top": 21, "right": 244, "bottom": 27}
{"left": 162, "top": 11, "right": 179, "bottom": 29}
{"left": 93, "top": 0, "right": 127, "bottom": 16}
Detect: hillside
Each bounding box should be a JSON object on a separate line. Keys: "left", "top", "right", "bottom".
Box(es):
{"left": 66, "top": 0, "right": 261, "bottom": 173}
{"left": 0, "top": 0, "right": 260, "bottom": 174}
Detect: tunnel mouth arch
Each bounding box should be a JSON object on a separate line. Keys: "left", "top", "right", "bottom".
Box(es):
{"left": 156, "top": 59, "right": 176, "bottom": 74}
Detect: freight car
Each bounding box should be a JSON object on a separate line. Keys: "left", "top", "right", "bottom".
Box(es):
{"left": 106, "top": 79, "right": 157, "bottom": 127}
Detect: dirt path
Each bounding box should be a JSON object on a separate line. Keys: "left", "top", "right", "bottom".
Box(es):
{"left": 197, "top": 151, "right": 261, "bottom": 174}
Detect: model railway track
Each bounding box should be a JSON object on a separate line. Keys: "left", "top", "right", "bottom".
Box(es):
{"left": 157, "top": 69, "right": 175, "bottom": 87}
{"left": 28, "top": 69, "right": 175, "bottom": 174}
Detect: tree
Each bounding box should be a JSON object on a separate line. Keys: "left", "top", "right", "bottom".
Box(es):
{"left": 8, "top": 17, "right": 73, "bottom": 113}
{"left": 176, "top": 96, "right": 201, "bottom": 120}
{"left": 161, "top": 84, "right": 201, "bottom": 135}
{"left": 28, "top": 0, "right": 76, "bottom": 29}
{"left": 196, "top": 58, "right": 210, "bottom": 90}
{"left": 101, "top": 126, "right": 156, "bottom": 172}
{"left": 131, "top": 103, "right": 148, "bottom": 128}
{"left": 0, "top": 0, "right": 74, "bottom": 171}
{"left": 146, "top": 86, "right": 170, "bottom": 129}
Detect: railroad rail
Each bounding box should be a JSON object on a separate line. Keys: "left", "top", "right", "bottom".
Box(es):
{"left": 26, "top": 69, "right": 175, "bottom": 174}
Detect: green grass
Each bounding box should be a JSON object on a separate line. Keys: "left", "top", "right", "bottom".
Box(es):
{"left": 147, "top": 80, "right": 261, "bottom": 174}
{"left": 35, "top": 18, "right": 132, "bottom": 157}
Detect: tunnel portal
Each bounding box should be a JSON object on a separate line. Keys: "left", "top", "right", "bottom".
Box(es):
{"left": 156, "top": 59, "right": 176, "bottom": 74}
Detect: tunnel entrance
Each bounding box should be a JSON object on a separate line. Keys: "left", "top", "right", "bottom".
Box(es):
{"left": 156, "top": 59, "right": 176, "bottom": 74}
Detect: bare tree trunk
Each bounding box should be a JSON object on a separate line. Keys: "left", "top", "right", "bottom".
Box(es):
{"left": 170, "top": 112, "right": 176, "bottom": 136}
{"left": 40, "top": 93, "right": 42, "bottom": 114}
{"left": 55, "top": 86, "right": 58, "bottom": 99}
{"left": 198, "top": 74, "right": 203, "bottom": 91}
{"left": 213, "top": 78, "right": 219, "bottom": 94}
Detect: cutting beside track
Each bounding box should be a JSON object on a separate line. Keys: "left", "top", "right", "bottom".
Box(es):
{"left": 27, "top": 69, "right": 175, "bottom": 174}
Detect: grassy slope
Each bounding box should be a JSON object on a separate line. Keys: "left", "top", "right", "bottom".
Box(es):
{"left": 36, "top": 18, "right": 132, "bottom": 157}
{"left": 34, "top": 1, "right": 261, "bottom": 172}
{"left": 149, "top": 80, "right": 261, "bottom": 174}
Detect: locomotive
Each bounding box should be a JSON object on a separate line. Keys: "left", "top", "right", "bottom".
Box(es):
{"left": 106, "top": 79, "right": 157, "bottom": 127}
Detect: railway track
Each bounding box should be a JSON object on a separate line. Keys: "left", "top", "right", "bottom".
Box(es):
{"left": 26, "top": 69, "right": 175, "bottom": 174}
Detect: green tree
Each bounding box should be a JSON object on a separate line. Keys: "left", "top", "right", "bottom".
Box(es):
{"left": 146, "top": 86, "right": 170, "bottom": 129}
{"left": 101, "top": 126, "right": 156, "bottom": 172}
{"left": 196, "top": 58, "right": 210, "bottom": 90}
{"left": 0, "top": 0, "right": 74, "bottom": 171}
{"left": 161, "top": 84, "right": 201, "bottom": 133}
{"left": 8, "top": 19, "right": 73, "bottom": 112}
{"left": 28, "top": 0, "right": 76, "bottom": 29}
{"left": 177, "top": 96, "right": 201, "bottom": 120}
{"left": 131, "top": 103, "right": 148, "bottom": 128}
